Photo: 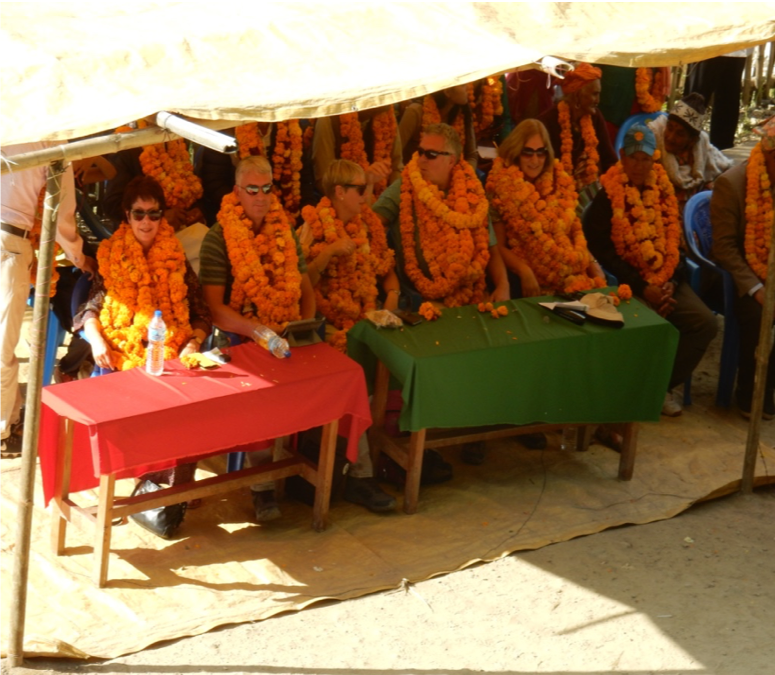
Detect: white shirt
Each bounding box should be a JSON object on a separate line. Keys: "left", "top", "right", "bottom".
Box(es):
{"left": 1, "top": 141, "right": 83, "bottom": 264}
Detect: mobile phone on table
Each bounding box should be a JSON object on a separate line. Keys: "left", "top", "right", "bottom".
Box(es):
{"left": 393, "top": 310, "right": 424, "bottom": 326}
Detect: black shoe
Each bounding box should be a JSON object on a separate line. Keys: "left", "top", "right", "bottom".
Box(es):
{"left": 251, "top": 490, "right": 281, "bottom": 522}
{"left": 461, "top": 441, "right": 486, "bottom": 465}
{"left": 737, "top": 390, "right": 774, "bottom": 421}
{"left": 1, "top": 429, "right": 23, "bottom": 459}
{"left": 422, "top": 449, "right": 453, "bottom": 484}
{"left": 344, "top": 477, "right": 396, "bottom": 512}
{"left": 517, "top": 433, "right": 547, "bottom": 450}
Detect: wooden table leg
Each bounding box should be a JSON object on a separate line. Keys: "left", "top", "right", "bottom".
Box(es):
{"left": 94, "top": 473, "right": 116, "bottom": 588}
{"left": 618, "top": 422, "right": 639, "bottom": 480}
{"left": 312, "top": 419, "right": 338, "bottom": 532}
{"left": 403, "top": 429, "right": 426, "bottom": 515}
{"left": 50, "top": 418, "right": 74, "bottom": 555}
{"left": 575, "top": 424, "right": 595, "bottom": 452}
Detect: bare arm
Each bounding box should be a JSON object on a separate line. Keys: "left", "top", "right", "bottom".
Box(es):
{"left": 486, "top": 244, "right": 510, "bottom": 302}
{"left": 493, "top": 219, "right": 539, "bottom": 297}
{"left": 202, "top": 284, "right": 261, "bottom": 339}
{"left": 300, "top": 273, "right": 316, "bottom": 319}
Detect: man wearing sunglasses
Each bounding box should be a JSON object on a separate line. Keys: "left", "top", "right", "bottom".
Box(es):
{"left": 199, "top": 155, "right": 316, "bottom": 522}
{"left": 373, "top": 123, "right": 509, "bottom": 310}
{"left": 1, "top": 143, "right": 97, "bottom": 458}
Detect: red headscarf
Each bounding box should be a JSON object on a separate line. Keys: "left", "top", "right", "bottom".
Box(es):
{"left": 561, "top": 63, "right": 602, "bottom": 95}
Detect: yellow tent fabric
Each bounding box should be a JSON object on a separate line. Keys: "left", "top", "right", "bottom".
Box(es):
{"left": 1, "top": 2, "right": 773, "bottom": 145}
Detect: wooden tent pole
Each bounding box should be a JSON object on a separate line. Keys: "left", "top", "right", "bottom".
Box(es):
{"left": 741, "top": 209, "right": 775, "bottom": 494}
{"left": 6, "top": 160, "right": 63, "bottom": 668}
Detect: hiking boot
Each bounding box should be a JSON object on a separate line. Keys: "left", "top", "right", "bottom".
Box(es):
{"left": 1, "top": 431, "right": 23, "bottom": 459}
{"left": 344, "top": 477, "right": 396, "bottom": 513}
{"left": 251, "top": 490, "right": 281, "bottom": 522}
{"left": 461, "top": 441, "right": 486, "bottom": 465}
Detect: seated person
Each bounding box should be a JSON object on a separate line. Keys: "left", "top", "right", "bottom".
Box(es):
{"left": 649, "top": 93, "right": 734, "bottom": 215}
{"left": 538, "top": 63, "right": 617, "bottom": 202}
{"left": 399, "top": 86, "right": 478, "bottom": 168}
{"left": 74, "top": 175, "right": 211, "bottom": 506}
{"left": 487, "top": 118, "right": 606, "bottom": 297}
{"left": 198, "top": 155, "right": 317, "bottom": 522}
{"left": 373, "top": 122, "right": 510, "bottom": 466}
{"left": 711, "top": 116, "right": 775, "bottom": 419}
{"left": 584, "top": 124, "right": 717, "bottom": 417}
{"left": 312, "top": 107, "right": 402, "bottom": 201}
{"left": 299, "top": 159, "right": 401, "bottom": 511}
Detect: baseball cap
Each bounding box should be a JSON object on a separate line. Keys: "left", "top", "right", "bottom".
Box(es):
{"left": 623, "top": 124, "right": 657, "bottom": 157}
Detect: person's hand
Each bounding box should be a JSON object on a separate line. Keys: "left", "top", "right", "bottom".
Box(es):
{"left": 328, "top": 236, "right": 356, "bottom": 258}
{"left": 589, "top": 260, "right": 605, "bottom": 281}
{"left": 519, "top": 267, "right": 541, "bottom": 298}
{"left": 383, "top": 290, "right": 400, "bottom": 312}
{"left": 77, "top": 255, "right": 98, "bottom": 280}
{"left": 90, "top": 334, "right": 115, "bottom": 371}
{"left": 366, "top": 160, "right": 391, "bottom": 186}
{"left": 644, "top": 283, "right": 676, "bottom": 317}
{"left": 754, "top": 287, "right": 765, "bottom": 306}
{"left": 179, "top": 338, "right": 201, "bottom": 359}
{"left": 490, "top": 283, "right": 510, "bottom": 303}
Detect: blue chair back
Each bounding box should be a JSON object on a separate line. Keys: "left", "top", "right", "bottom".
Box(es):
{"left": 683, "top": 191, "right": 714, "bottom": 267}
{"left": 614, "top": 112, "right": 668, "bottom": 154}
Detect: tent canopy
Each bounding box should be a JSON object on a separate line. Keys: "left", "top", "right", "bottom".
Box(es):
{"left": 1, "top": 2, "right": 773, "bottom": 146}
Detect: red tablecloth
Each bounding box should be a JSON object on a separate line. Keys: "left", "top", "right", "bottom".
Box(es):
{"left": 39, "top": 342, "right": 371, "bottom": 505}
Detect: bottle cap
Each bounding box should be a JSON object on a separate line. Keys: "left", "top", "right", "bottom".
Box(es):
{"left": 154, "top": 309, "right": 162, "bottom": 318}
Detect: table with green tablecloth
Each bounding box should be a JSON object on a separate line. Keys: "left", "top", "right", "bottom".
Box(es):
{"left": 347, "top": 295, "right": 679, "bottom": 512}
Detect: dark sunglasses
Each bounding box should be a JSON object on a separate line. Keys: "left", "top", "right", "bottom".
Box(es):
{"left": 343, "top": 183, "right": 367, "bottom": 195}
{"left": 238, "top": 183, "right": 273, "bottom": 195}
{"left": 417, "top": 148, "right": 452, "bottom": 160}
{"left": 520, "top": 147, "right": 549, "bottom": 158}
{"left": 129, "top": 209, "right": 163, "bottom": 222}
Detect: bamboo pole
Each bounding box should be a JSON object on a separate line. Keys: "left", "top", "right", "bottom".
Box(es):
{"left": 1, "top": 117, "right": 238, "bottom": 175}
{"left": 741, "top": 209, "right": 775, "bottom": 494}
{"left": 755, "top": 44, "right": 766, "bottom": 105}
{"left": 742, "top": 52, "right": 753, "bottom": 107}
{"left": 6, "top": 160, "right": 63, "bottom": 669}
{"left": 765, "top": 41, "right": 775, "bottom": 100}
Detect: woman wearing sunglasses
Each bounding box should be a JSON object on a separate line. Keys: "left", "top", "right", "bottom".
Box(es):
{"left": 75, "top": 175, "right": 212, "bottom": 373}
{"left": 487, "top": 119, "right": 605, "bottom": 298}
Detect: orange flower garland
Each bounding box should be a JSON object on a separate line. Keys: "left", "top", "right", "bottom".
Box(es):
{"left": 338, "top": 110, "right": 398, "bottom": 197}
{"left": 557, "top": 100, "right": 600, "bottom": 191}
{"left": 469, "top": 76, "right": 504, "bottom": 136}
{"left": 634, "top": 68, "right": 667, "bottom": 113}
{"left": 217, "top": 191, "right": 302, "bottom": 333}
{"left": 272, "top": 120, "right": 304, "bottom": 220}
{"left": 399, "top": 156, "right": 490, "bottom": 307}
{"left": 96, "top": 219, "right": 192, "bottom": 371}
{"left": 422, "top": 95, "right": 466, "bottom": 149}
{"left": 302, "top": 197, "right": 395, "bottom": 351}
{"left": 139, "top": 139, "right": 203, "bottom": 210}
{"left": 235, "top": 123, "right": 267, "bottom": 159}
{"left": 419, "top": 302, "right": 442, "bottom": 321}
{"left": 600, "top": 155, "right": 681, "bottom": 287}
{"left": 29, "top": 186, "right": 60, "bottom": 297}
{"left": 744, "top": 143, "right": 773, "bottom": 282}
{"left": 302, "top": 120, "right": 316, "bottom": 152}
{"left": 487, "top": 157, "right": 605, "bottom": 294}
{"left": 617, "top": 284, "right": 633, "bottom": 300}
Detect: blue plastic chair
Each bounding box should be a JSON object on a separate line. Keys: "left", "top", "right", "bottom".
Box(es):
{"left": 682, "top": 191, "right": 739, "bottom": 408}
{"left": 26, "top": 290, "right": 66, "bottom": 386}
{"left": 614, "top": 112, "right": 668, "bottom": 154}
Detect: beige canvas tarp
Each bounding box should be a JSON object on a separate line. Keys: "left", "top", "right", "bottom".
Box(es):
{"left": 2, "top": 2, "right": 773, "bottom": 146}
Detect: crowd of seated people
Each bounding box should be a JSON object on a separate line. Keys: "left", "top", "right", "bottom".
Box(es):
{"left": 11, "top": 60, "right": 770, "bottom": 527}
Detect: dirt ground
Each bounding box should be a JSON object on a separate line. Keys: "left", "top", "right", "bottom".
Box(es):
{"left": 3, "top": 307, "right": 775, "bottom": 675}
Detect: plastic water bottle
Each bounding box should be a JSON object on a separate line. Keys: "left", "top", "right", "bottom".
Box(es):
{"left": 146, "top": 310, "right": 166, "bottom": 376}
{"left": 252, "top": 325, "right": 291, "bottom": 359}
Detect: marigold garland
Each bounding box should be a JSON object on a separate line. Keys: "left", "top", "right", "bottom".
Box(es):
{"left": 744, "top": 143, "right": 774, "bottom": 282}
{"left": 217, "top": 191, "right": 302, "bottom": 333}
{"left": 139, "top": 139, "right": 203, "bottom": 210}
{"left": 419, "top": 302, "right": 442, "bottom": 321}
{"left": 617, "top": 284, "right": 633, "bottom": 300}
{"left": 96, "top": 219, "right": 192, "bottom": 371}
{"left": 558, "top": 100, "right": 600, "bottom": 191}
{"left": 469, "top": 76, "right": 504, "bottom": 136}
{"left": 422, "top": 96, "right": 466, "bottom": 149}
{"left": 29, "top": 186, "right": 60, "bottom": 297}
{"left": 301, "top": 197, "right": 395, "bottom": 351}
{"left": 486, "top": 157, "right": 605, "bottom": 294}
{"left": 634, "top": 68, "right": 667, "bottom": 114}
{"left": 235, "top": 123, "right": 267, "bottom": 159}
{"left": 400, "top": 156, "right": 490, "bottom": 307}
{"left": 338, "top": 111, "right": 398, "bottom": 197}
{"left": 272, "top": 120, "right": 304, "bottom": 219}
{"left": 600, "top": 158, "right": 681, "bottom": 287}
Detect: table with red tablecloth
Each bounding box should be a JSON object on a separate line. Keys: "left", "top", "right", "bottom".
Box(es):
{"left": 39, "top": 341, "right": 371, "bottom": 586}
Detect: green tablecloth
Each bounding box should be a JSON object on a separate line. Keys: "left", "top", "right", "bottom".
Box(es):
{"left": 347, "top": 295, "right": 679, "bottom": 432}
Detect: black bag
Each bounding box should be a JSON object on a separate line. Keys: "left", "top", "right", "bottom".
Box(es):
{"left": 128, "top": 480, "right": 187, "bottom": 539}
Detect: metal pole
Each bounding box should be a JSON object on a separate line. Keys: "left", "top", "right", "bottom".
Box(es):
{"left": 155, "top": 112, "right": 237, "bottom": 154}
{"left": 6, "top": 160, "right": 63, "bottom": 668}
{"left": 741, "top": 209, "right": 775, "bottom": 494}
